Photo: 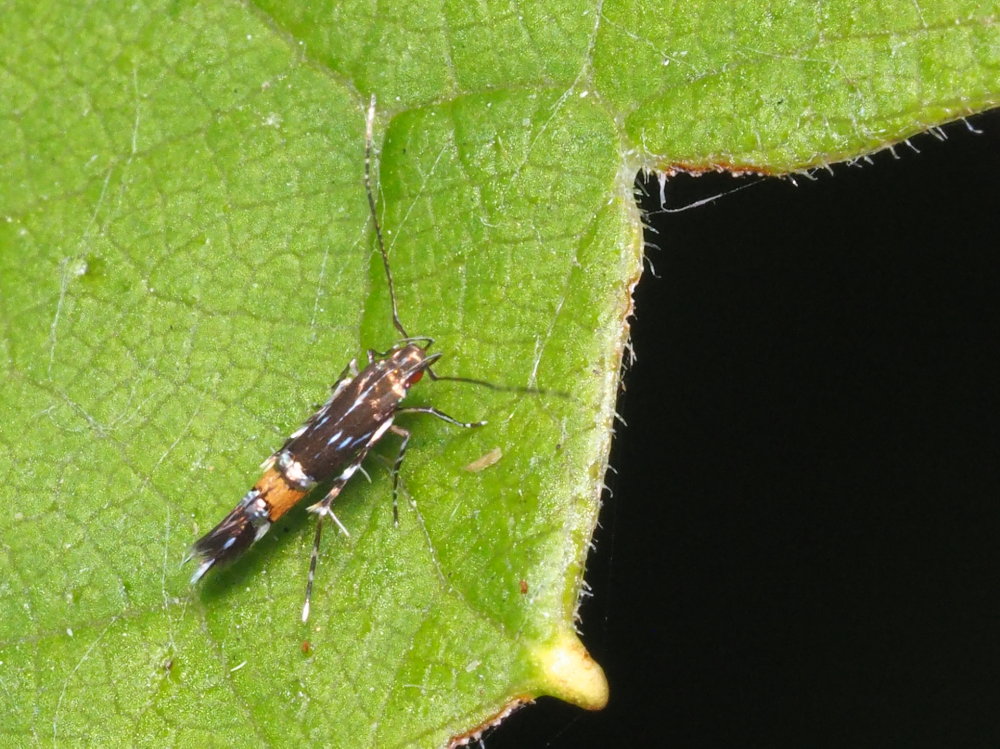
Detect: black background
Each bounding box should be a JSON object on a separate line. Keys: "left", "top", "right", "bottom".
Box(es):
{"left": 489, "top": 108, "right": 1000, "bottom": 748}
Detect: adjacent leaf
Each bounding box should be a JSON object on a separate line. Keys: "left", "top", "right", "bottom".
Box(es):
{"left": 1, "top": 0, "right": 997, "bottom": 746}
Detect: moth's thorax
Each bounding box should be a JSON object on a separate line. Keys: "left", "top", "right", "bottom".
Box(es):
{"left": 273, "top": 342, "right": 433, "bottom": 485}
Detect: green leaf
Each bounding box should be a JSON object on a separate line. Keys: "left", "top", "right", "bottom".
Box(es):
{"left": 1, "top": 0, "right": 996, "bottom": 745}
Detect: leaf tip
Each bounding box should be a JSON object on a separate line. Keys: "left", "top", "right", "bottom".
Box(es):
{"left": 530, "top": 629, "right": 608, "bottom": 711}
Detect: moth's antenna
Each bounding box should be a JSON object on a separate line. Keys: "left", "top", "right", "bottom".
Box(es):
{"left": 365, "top": 94, "right": 409, "bottom": 341}
{"left": 363, "top": 96, "right": 565, "bottom": 400}
{"left": 429, "top": 373, "right": 568, "bottom": 397}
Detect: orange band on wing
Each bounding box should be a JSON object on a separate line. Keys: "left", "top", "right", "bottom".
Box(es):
{"left": 253, "top": 467, "right": 308, "bottom": 522}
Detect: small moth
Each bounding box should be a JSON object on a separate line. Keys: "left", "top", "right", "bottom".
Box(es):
{"left": 187, "top": 96, "right": 488, "bottom": 621}
{"left": 187, "top": 338, "right": 483, "bottom": 620}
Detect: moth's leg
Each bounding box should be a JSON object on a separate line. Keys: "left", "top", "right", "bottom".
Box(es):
{"left": 386, "top": 407, "right": 485, "bottom": 525}
{"left": 301, "top": 453, "right": 367, "bottom": 623}
{"left": 386, "top": 424, "right": 410, "bottom": 526}
{"left": 395, "top": 405, "right": 486, "bottom": 429}
{"left": 300, "top": 416, "right": 397, "bottom": 622}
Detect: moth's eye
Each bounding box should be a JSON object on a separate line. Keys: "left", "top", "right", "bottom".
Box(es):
{"left": 406, "top": 369, "right": 425, "bottom": 387}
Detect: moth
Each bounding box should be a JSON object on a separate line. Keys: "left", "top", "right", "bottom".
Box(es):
{"left": 187, "top": 96, "right": 491, "bottom": 621}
